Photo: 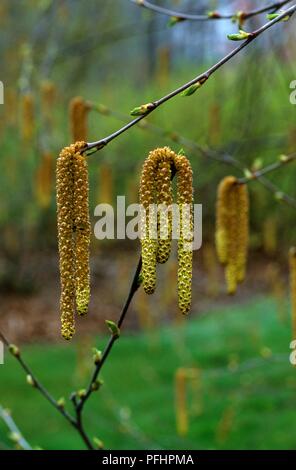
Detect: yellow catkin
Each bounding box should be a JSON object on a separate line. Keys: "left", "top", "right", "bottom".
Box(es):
{"left": 235, "top": 183, "right": 249, "bottom": 283}
{"left": 139, "top": 151, "right": 159, "bottom": 294}
{"left": 262, "top": 216, "right": 277, "bottom": 256}
{"left": 175, "top": 368, "right": 188, "bottom": 437}
{"left": 289, "top": 248, "right": 296, "bottom": 341}
{"left": 69, "top": 97, "right": 89, "bottom": 142}
{"left": 156, "top": 158, "right": 173, "bottom": 264}
{"left": 139, "top": 147, "right": 193, "bottom": 315}
{"left": 21, "top": 93, "right": 35, "bottom": 142}
{"left": 56, "top": 141, "right": 88, "bottom": 340}
{"left": 41, "top": 80, "right": 56, "bottom": 119}
{"left": 35, "top": 152, "right": 53, "bottom": 208}
{"left": 73, "top": 151, "right": 91, "bottom": 315}
{"left": 215, "top": 176, "right": 249, "bottom": 294}
{"left": 215, "top": 176, "right": 237, "bottom": 265}
{"left": 175, "top": 154, "right": 193, "bottom": 314}
{"left": 98, "top": 162, "right": 113, "bottom": 204}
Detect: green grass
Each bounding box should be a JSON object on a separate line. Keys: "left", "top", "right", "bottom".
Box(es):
{"left": 0, "top": 297, "right": 296, "bottom": 450}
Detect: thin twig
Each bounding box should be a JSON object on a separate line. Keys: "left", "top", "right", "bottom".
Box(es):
{"left": 130, "top": 0, "right": 292, "bottom": 22}
{"left": 88, "top": 101, "right": 296, "bottom": 209}
{"left": 76, "top": 257, "right": 143, "bottom": 415}
{"left": 0, "top": 405, "right": 32, "bottom": 450}
{"left": 86, "top": 5, "right": 296, "bottom": 154}
{"left": 0, "top": 331, "right": 94, "bottom": 450}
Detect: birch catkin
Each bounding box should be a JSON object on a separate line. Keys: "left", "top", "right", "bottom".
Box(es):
{"left": 139, "top": 147, "right": 193, "bottom": 315}
{"left": 21, "top": 93, "right": 35, "bottom": 142}
{"left": 73, "top": 152, "right": 91, "bottom": 315}
{"left": 175, "top": 154, "right": 193, "bottom": 314}
{"left": 56, "top": 141, "right": 89, "bottom": 340}
{"left": 156, "top": 158, "right": 173, "bottom": 264}
{"left": 290, "top": 247, "right": 296, "bottom": 340}
{"left": 139, "top": 151, "right": 159, "bottom": 295}
{"left": 69, "top": 97, "right": 89, "bottom": 142}
{"left": 215, "top": 176, "right": 249, "bottom": 294}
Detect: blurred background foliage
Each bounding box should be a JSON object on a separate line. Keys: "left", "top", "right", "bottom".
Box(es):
{"left": 0, "top": 0, "right": 296, "bottom": 450}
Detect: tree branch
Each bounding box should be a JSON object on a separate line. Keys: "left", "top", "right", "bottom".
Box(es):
{"left": 129, "top": 0, "right": 292, "bottom": 22}
{"left": 88, "top": 100, "right": 296, "bottom": 209}
{"left": 0, "top": 405, "right": 32, "bottom": 450}
{"left": 0, "top": 332, "right": 94, "bottom": 450}
{"left": 86, "top": 4, "right": 296, "bottom": 154}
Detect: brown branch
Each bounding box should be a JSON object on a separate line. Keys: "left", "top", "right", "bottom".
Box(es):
{"left": 130, "top": 0, "right": 292, "bottom": 22}
{"left": 75, "top": 257, "right": 142, "bottom": 415}
{"left": 88, "top": 101, "right": 296, "bottom": 209}
{"left": 0, "top": 331, "right": 94, "bottom": 450}
{"left": 86, "top": 4, "right": 296, "bottom": 154}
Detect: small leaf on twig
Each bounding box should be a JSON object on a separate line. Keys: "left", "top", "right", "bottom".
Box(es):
{"left": 227, "top": 29, "right": 251, "bottom": 41}
{"left": 130, "top": 102, "right": 154, "bottom": 116}
{"left": 267, "top": 12, "right": 290, "bottom": 21}
{"left": 105, "top": 320, "right": 120, "bottom": 338}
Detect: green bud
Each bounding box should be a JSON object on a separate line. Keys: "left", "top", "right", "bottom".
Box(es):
{"left": 181, "top": 83, "right": 201, "bottom": 97}
{"left": 92, "top": 348, "right": 102, "bottom": 365}
{"left": 93, "top": 437, "right": 104, "bottom": 449}
{"left": 207, "top": 11, "right": 220, "bottom": 19}
{"left": 130, "top": 102, "right": 154, "bottom": 116}
{"left": 243, "top": 168, "right": 253, "bottom": 180}
{"left": 252, "top": 158, "right": 263, "bottom": 171}
{"left": 9, "top": 432, "right": 21, "bottom": 443}
{"left": 275, "top": 191, "right": 284, "bottom": 201}
{"left": 26, "top": 375, "right": 36, "bottom": 387}
{"left": 105, "top": 320, "right": 120, "bottom": 338}
{"left": 168, "top": 16, "right": 184, "bottom": 27}
{"left": 91, "top": 379, "right": 104, "bottom": 391}
{"left": 227, "top": 29, "right": 251, "bottom": 41}
{"left": 97, "top": 104, "right": 110, "bottom": 115}
{"left": 77, "top": 389, "right": 87, "bottom": 399}
{"left": 267, "top": 12, "right": 289, "bottom": 21}
{"left": 8, "top": 344, "right": 20, "bottom": 357}
{"left": 279, "top": 154, "right": 289, "bottom": 162}
{"left": 57, "top": 397, "right": 65, "bottom": 409}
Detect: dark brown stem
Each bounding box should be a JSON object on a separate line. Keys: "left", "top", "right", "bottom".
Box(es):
{"left": 76, "top": 257, "right": 142, "bottom": 415}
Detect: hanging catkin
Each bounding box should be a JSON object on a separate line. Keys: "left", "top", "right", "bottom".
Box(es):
{"left": 175, "top": 154, "right": 193, "bottom": 314}
{"left": 21, "top": 92, "right": 35, "bottom": 142}
{"left": 139, "top": 147, "right": 193, "bottom": 315}
{"left": 156, "top": 158, "right": 173, "bottom": 264}
{"left": 73, "top": 151, "right": 91, "bottom": 315}
{"left": 56, "top": 141, "right": 89, "bottom": 340}
{"left": 35, "top": 151, "right": 53, "bottom": 209}
{"left": 215, "top": 176, "right": 249, "bottom": 294}
{"left": 69, "top": 97, "right": 89, "bottom": 142}
{"left": 139, "top": 150, "right": 159, "bottom": 295}
{"left": 290, "top": 247, "right": 296, "bottom": 341}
